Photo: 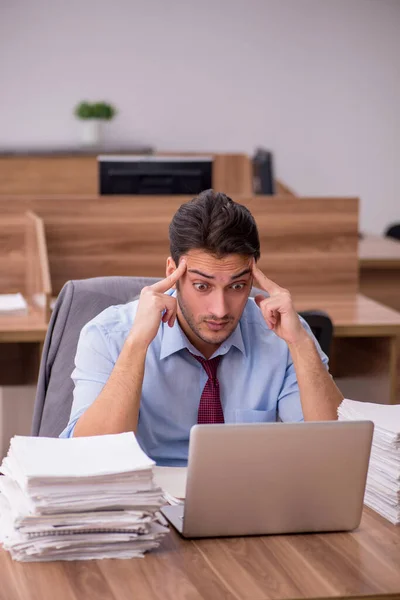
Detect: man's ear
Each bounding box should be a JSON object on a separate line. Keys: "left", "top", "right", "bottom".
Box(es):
{"left": 166, "top": 257, "right": 177, "bottom": 283}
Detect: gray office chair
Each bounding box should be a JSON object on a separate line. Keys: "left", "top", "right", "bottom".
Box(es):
{"left": 32, "top": 277, "right": 333, "bottom": 438}
{"left": 31, "top": 277, "right": 159, "bottom": 438}
{"left": 297, "top": 310, "right": 333, "bottom": 359}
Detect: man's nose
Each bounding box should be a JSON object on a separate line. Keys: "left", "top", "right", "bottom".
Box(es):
{"left": 208, "top": 291, "right": 229, "bottom": 319}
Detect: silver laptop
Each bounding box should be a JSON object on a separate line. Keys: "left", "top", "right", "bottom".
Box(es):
{"left": 161, "top": 420, "right": 373, "bottom": 538}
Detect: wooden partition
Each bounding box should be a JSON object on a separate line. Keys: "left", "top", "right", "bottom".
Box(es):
{"left": 0, "top": 212, "right": 51, "bottom": 325}
{"left": 25, "top": 211, "right": 52, "bottom": 323}
{"left": 32, "top": 196, "right": 359, "bottom": 296}
{"left": 274, "top": 179, "right": 297, "bottom": 196}
{"left": 0, "top": 194, "right": 359, "bottom": 295}
{"left": 0, "top": 214, "right": 26, "bottom": 294}
{"left": 0, "top": 211, "right": 51, "bottom": 384}
{"left": 246, "top": 196, "right": 359, "bottom": 296}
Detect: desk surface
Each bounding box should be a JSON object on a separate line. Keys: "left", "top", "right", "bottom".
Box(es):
{"left": 1, "top": 507, "right": 399, "bottom": 600}
{"left": 1, "top": 294, "right": 400, "bottom": 344}
{"left": 0, "top": 304, "right": 47, "bottom": 343}
{"left": 359, "top": 235, "right": 400, "bottom": 269}
{"left": 295, "top": 293, "right": 400, "bottom": 337}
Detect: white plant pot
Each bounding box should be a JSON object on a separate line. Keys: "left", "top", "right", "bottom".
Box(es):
{"left": 81, "top": 119, "right": 102, "bottom": 147}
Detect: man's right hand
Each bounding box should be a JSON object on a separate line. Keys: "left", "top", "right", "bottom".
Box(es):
{"left": 129, "top": 259, "right": 187, "bottom": 348}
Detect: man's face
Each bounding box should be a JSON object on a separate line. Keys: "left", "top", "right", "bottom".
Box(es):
{"left": 167, "top": 250, "right": 253, "bottom": 356}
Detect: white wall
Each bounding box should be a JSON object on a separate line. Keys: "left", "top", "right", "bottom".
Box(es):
{"left": 1, "top": 0, "right": 399, "bottom": 233}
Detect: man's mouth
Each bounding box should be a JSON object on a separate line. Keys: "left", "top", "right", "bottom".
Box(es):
{"left": 204, "top": 321, "right": 230, "bottom": 331}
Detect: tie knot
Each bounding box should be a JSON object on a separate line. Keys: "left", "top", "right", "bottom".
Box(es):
{"left": 191, "top": 353, "right": 221, "bottom": 381}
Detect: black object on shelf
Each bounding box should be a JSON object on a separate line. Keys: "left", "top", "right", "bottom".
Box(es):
{"left": 385, "top": 223, "right": 400, "bottom": 241}
{"left": 252, "top": 148, "right": 275, "bottom": 195}
{"left": 98, "top": 155, "right": 213, "bottom": 195}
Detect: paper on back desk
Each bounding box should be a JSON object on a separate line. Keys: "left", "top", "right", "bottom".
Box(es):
{"left": 153, "top": 467, "right": 187, "bottom": 500}
{"left": 0, "top": 293, "right": 28, "bottom": 315}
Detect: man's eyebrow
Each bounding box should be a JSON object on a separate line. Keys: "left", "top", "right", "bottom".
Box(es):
{"left": 188, "top": 269, "right": 215, "bottom": 279}
{"left": 187, "top": 268, "right": 252, "bottom": 280}
{"left": 231, "top": 268, "right": 251, "bottom": 280}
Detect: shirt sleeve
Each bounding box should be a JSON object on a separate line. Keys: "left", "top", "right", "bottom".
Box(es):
{"left": 277, "top": 319, "right": 330, "bottom": 423}
{"left": 59, "top": 321, "right": 117, "bottom": 438}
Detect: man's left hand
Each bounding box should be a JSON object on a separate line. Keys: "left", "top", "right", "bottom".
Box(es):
{"left": 252, "top": 261, "right": 308, "bottom": 346}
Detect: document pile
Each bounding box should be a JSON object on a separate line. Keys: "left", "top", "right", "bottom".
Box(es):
{"left": 338, "top": 399, "right": 400, "bottom": 525}
{"left": 0, "top": 433, "right": 168, "bottom": 561}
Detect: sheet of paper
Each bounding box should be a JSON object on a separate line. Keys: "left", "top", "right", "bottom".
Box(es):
{"left": 153, "top": 466, "right": 187, "bottom": 500}
{"left": 0, "top": 293, "right": 28, "bottom": 315}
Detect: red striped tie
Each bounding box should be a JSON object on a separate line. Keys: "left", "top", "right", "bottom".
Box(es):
{"left": 191, "top": 354, "right": 224, "bottom": 424}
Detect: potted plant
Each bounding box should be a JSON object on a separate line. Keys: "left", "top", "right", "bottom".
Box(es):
{"left": 74, "top": 101, "right": 117, "bottom": 147}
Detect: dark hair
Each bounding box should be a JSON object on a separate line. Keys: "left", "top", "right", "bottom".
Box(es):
{"left": 169, "top": 189, "right": 260, "bottom": 264}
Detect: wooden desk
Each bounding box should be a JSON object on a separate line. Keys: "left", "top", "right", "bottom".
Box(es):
{"left": 359, "top": 235, "right": 400, "bottom": 404}
{"left": 0, "top": 308, "right": 47, "bottom": 344}
{"left": 295, "top": 294, "right": 400, "bottom": 404}
{"left": 0, "top": 308, "right": 47, "bottom": 382}
{"left": 359, "top": 234, "right": 400, "bottom": 313}
{"left": 1, "top": 507, "right": 399, "bottom": 600}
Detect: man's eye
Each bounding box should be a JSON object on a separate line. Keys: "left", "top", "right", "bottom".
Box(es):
{"left": 194, "top": 283, "right": 209, "bottom": 291}
{"left": 231, "top": 283, "right": 246, "bottom": 291}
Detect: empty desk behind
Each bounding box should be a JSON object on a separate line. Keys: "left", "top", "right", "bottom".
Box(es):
{"left": 359, "top": 233, "right": 400, "bottom": 312}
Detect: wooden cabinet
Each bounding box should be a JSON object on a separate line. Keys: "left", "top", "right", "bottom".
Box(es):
{"left": 0, "top": 152, "right": 255, "bottom": 196}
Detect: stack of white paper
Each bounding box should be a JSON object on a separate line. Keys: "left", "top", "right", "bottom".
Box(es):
{"left": 0, "top": 293, "right": 28, "bottom": 316}
{"left": 338, "top": 399, "right": 400, "bottom": 525}
{"left": 153, "top": 466, "right": 187, "bottom": 505}
{"left": 0, "top": 433, "right": 169, "bottom": 561}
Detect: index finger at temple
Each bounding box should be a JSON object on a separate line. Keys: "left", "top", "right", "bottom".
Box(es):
{"left": 252, "top": 262, "right": 281, "bottom": 295}
{"left": 151, "top": 260, "right": 187, "bottom": 293}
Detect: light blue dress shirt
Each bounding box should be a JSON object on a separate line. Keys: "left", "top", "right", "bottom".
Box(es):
{"left": 60, "top": 291, "right": 328, "bottom": 465}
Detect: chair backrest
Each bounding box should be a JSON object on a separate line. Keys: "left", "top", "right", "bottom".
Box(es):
{"left": 32, "top": 277, "right": 333, "bottom": 438}
{"left": 31, "top": 276, "right": 159, "bottom": 437}
{"left": 298, "top": 310, "right": 333, "bottom": 358}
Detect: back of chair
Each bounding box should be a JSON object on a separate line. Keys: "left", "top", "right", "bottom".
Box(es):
{"left": 298, "top": 310, "right": 333, "bottom": 358}
{"left": 32, "top": 276, "right": 159, "bottom": 437}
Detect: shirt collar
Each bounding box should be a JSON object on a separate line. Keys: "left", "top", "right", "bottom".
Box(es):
{"left": 159, "top": 290, "right": 246, "bottom": 360}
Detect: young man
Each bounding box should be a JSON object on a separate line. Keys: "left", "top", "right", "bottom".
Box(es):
{"left": 61, "top": 190, "right": 343, "bottom": 465}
